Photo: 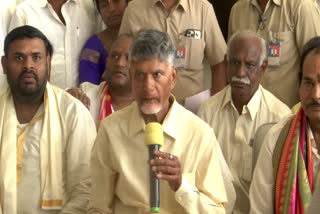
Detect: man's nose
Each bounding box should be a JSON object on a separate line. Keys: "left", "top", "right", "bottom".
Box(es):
{"left": 235, "top": 63, "right": 246, "bottom": 78}
{"left": 116, "top": 55, "right": 127, "bottom": 67}
{"left": 312, "top": 84, "right": 320, "bottom": 101}
{"left": 23, "top": 56, "right": 34, "bottom": 70}
{"left": 108, "top": 1, "right": 116, "bottom": 12}
{"left": 143, "top": 74, "right": 155, "bottom": 91}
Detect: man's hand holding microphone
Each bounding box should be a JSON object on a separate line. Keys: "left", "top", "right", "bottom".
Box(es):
{"left": 145, "top": 122, "right": 182, "bottom": 213}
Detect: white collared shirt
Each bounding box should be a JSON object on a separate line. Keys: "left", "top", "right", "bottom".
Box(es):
{"left": 198, "top": 85, "right": 291, "bottom": 214}
{"left": 0, "top": 0, "right": 17, "bottom": 74}
{"left": 9, "top": 0, "right": 102, "bottom": 88}
{"left": 88, "top": 98, "right": 228, "bottom": 213}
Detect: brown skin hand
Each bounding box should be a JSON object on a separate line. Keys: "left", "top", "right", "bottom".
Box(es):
{"left": 130, "top": 58, "right": 182, "bottom": 190}
{"left": 150, "top": 150, "right": 182, "bottom": 192}
{"left": 67, "top": 88, "right": 91, "bottom": 110}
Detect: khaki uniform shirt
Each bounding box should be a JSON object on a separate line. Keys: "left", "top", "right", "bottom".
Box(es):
{"left": 119, "top": 0, "right": 226, "bottom": 102}
{"left": 88, "top": 98, "right": 227, "bottom": 214}
{"left": 228, "top": 0, "right": 320, "bottom": 107}
{"left": 250, "top": 117, "right": 320, "bottom": 214}
{"left": 198, "top": 85, "right": 291, "bottom": 214}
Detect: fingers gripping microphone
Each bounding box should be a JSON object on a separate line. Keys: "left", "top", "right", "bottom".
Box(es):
{"left": 145, "top": 122, "right": 164, "bottom": 213}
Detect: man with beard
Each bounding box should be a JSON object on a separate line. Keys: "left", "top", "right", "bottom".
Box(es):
{"left": 68, "top": 34, "right": 134, "bottom": 126}
{"left": 198, "top": 31, "right": 291, "bottom": 214}
{"left": 88, "top": 29, "right": 227, "bottom": 214}
{"left": 0, "top": 25, "right": 96, "bottom": 213}
{"left": 250, "top": 36, "right": 320, "bottom": 213}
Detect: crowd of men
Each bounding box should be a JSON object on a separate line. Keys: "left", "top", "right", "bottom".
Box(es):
{"left": 1, "top": 0, "right": 320, "bottom": 213}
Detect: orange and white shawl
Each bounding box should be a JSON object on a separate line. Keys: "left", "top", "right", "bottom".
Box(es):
{"left": 98, "top": 82, "right": 112, "bottom": 128}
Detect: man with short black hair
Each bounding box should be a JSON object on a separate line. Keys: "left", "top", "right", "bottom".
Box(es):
{"left": 0, "top": 25, "right": 96, "bottom": 214}
{"left": 250, "top": 36, "right": 320, "bottom": 214}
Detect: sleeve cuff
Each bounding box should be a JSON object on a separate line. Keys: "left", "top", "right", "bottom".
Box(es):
{"left": 175, "top": 176, "right": 199, "bottom": 203}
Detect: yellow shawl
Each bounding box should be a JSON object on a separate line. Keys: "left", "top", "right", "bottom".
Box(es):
{"left": 0, "top": 83, "right": 65, "bottom": 213}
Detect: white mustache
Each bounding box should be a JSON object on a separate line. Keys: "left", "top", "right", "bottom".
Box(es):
{"left": 231, "top": 76, "right": 250, "bottom": 85}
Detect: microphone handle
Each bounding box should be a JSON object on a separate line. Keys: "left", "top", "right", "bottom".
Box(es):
{"left": 149, "top": 144, "right": 160, "bottom": 213}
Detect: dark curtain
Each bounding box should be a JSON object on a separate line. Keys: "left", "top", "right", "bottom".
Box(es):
{"left": 208, "top": 0, "right": 238, "bottom": 41}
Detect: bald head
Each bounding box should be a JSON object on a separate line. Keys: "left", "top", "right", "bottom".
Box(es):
{"left": 227, "top": 31, "right": 267, "bottom": 66}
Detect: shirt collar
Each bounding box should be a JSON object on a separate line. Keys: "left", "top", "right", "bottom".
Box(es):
{"left": 153, "top": 0, "right": 188, "bottom": 12}
{"left": 222, "top": 85, "right": 262, "bottom": 120}
{"left": 222, "top": 85, "right": 232, "bottom": 110}
{"left": 40, "top": 0, "right": 76, "bottom": 8}
{"left": 39, "top": 0, "right": 48, "bottom": 7}
{"left": 308, "top": 125, "right": 320, "bottom": 160}
{"left": 245, "top": 85, "right": 262, "bottom": 120}
{"left": 128, "top": 95, "right": 178, "bottom": 140}
{"left": 272, "top": 0, "right": 281, "bottom": 6}
{"left": 251, "top": 0, "right": 281, "bottom": 8}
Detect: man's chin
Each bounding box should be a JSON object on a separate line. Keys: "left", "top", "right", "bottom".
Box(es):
{"left": 140, "top": 105, "right": 161, "bottom": 115}
{"left": 306, "top": 109, "right": 320, "bottom": 121}
{"left": 19, "top": 85, "right": 38, "bottom": 94}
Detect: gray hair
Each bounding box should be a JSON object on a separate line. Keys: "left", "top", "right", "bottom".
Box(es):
{"left": 227, "top": 31, "right": 267, "bottom": 66}
{"left": 129, "top": 29, "right": 175, "bottom": 65}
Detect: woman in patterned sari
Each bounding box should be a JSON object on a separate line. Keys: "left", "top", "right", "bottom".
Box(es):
{"left": 79, "top": 0, "right": 128, "bottom": 84}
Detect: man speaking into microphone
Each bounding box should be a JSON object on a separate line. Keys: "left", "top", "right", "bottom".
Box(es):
{"left": 88, "top": 29, "right": 228, "bottom": 214}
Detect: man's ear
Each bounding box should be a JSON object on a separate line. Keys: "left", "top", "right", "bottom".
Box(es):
{"left": 224, "top": 54, "right": 228, "bottom": 66}
{"left": 170, "top": 66, "right": 177, "bottom": 90}
{"left": 260, "top": 59, "right": 268, "bottom": 74}
{"left": 129, "top": 66, "right": 133, "bottom": 81}
{"left": 46, "top": 55, "right": 51, "bottom": 80}
{"left": 1, "top": 56, "right": 7, "bottom": 74}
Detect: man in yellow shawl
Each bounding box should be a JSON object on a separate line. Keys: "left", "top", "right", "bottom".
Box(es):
{"left": 250, "top": 36, "right": 320, "bottom": 214}
{"left": 0, "top": 25, "right": 97, "bottom": 213}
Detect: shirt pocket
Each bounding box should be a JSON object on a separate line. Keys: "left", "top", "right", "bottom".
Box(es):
{"left": 268, "top": 31, "right": 296, "bottom": 65}
{"left": 182, "top": 37, "right": 205, "bottom": 70}
{"left": 240, "top": 143, "right": 253, "bottom": 182}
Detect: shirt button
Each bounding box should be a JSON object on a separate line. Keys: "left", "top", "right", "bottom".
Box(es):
{"left": 167, "top": 17, "right": 171, "bottom": 22}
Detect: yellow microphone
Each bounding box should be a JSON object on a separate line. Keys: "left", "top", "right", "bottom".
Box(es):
{"left": 145, "top": 122, "right": 163, "bottom": 213}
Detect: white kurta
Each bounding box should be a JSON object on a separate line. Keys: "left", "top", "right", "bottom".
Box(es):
{"left": 0, "top": 0, "right": 16, "bottom": 74}
{"left": 9, "top": 0, "right": 102, "bottom": 88}
{"left": 0, "top": 83, "right": 97, "bottom": 214}
{"left": 16, "top": 105, "right": 56, "bottom": 214}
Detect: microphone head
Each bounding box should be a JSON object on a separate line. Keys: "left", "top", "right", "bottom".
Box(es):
{"left": 145, "top": 122, "right": 164, "bottom": 147}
